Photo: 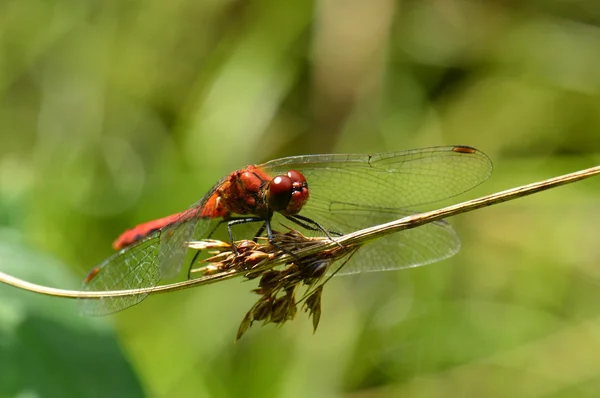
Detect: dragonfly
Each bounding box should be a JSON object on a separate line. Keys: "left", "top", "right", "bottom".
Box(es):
{"left": 80, "top": 145, "right": 493, "bottom": 316}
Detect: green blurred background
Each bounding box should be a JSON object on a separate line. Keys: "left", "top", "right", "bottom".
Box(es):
{"left": 1, "top": 0, "right": 600, "bottom": 397}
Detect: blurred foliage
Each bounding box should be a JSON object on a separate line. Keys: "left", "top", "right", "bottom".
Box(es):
{"left": 1, "top": 0, "right": 600, "bottom": 397}
{"left": 0, "top": 231, "right": 144, "bottom": 397}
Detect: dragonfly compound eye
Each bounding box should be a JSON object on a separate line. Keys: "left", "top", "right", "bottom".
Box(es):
{"left": 284, "top": 170, "right": 309, "bottom": 214}
{"left": 267, "top": 175, "right": 294, "bottom": 211}
{"left": 287, "top": 170, "right": 307, "bottom": 186}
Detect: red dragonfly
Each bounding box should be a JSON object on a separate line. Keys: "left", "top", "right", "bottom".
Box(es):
{"left": 80, "top": 145, "right": 492, "bottom": 315}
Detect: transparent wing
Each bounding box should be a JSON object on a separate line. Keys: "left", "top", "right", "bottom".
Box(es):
{"left": 271, "top": 207, "right": 460, "bottom": 275}
{"left": 78, "top": 234, "right": 161, "bottom": 315}
{"left": 79, "top": 200, "right": 214, "bottom": 316}
{"left": 263, "top": 146, "right": 490, "bottom": 274}
{"left": 158, "top": 207, "right": 202, "bottom": 279}
{"left": 262, "top": 146, "right": 492, "bottom": 229}
{"left": 339, "top": 219, "right": 459, "bottom": 275}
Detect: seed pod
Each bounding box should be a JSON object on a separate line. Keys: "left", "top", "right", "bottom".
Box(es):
{"left": 302, "top": 260, "right": 329, "bottom": 279}
{"left": 271, "top": 296, "right": 291, "bottom": 324}
{"left": 244, "top": 251, "right": 270, "bottom": 267}
{"left": 259, "top": 270, "right": 281, "bottom": 288}
{"left": 304, "top": 286, "right": 323, "bottom": 333}
{"left": 252, "top": 298, "right": 272, "bottom": 321}
{"left": 202, "top": 264, "right": 223, "bottom": 276}
{"left": 235, "top": 240, "right": 258, "bottom": 253}
{"left": 236, "top": 311, "right": 253, "bottom": 341}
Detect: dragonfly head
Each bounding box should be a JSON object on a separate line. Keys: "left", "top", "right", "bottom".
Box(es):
{"left": 266, "top": 170, "right": 309, "bottom": 215}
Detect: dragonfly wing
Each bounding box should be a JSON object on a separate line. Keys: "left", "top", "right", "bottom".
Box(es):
{"left": 261, "top": 146, "right": 492, "bottom": 217}
{"left": 263, "top": 147, "right": 488, "bottom": 275}
{"left": 79, "top": 192, "right": 219, "bottom": 315}
{"left": 332, "top": 217, "right": 459, "bottom": 275}
{"left": 79, "top": 233, "right": 162, "bottom": 315}
{"left": 157, "top": 207, "right": 202, "bottom": 279}
{"left": 154, "top": 179, "right": 227, "bottom": 279}
{"left": 272, "top": 207, "right": 460, "bottom": 275}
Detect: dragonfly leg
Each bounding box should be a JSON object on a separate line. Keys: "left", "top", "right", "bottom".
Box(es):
{"left": 226, "top": 217, "right": 265, "bottom": 255}
{"left": 187, "top": 251, "right": 202, "bottom": 279}
{"left": 253, "top": 223, "right": 266, "bottom": 241}
{"left": 264, "top": 215, "right": 301, "bottom": 261}
{"left": 186, "top": 216, "right": 264, "bottom": 279}
{"left": 186, "top": 214, "right": 306, "bottom": 279}
{"left": 284, "top": 214, "right": 343, "bottom": 247}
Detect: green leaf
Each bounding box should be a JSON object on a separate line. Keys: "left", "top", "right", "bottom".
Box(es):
{"left": 0, "top": 230, "right": 145, "bottom": 398}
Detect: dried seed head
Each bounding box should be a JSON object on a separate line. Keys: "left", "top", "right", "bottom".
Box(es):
{"left": 301, "top": 260, "right": 329, "bottom": 280}
{"left": 259, "top": 270, "right": 281, "bottom": 289}
{"left": 252, "top": 298, "right": 272, "bottom": 321}
{"left": 187, "top": 239, "right": 232, "bottom": 250}
{"left": 303, "top": 286, "right": 323, "bottom": 333}
{"left": 235, "top": 240, "right": 259, "bottom": 254}
{"left": 203, "top": 264, "right": 223, "bottom": 276}
{"left": 190, "top": 228, "right": 353, "bottom": 340}
{"left": 243, "top": 251, "right": 270, "bottom": 267}
{"left": 236, "top": 311, "right": 253, "bottom": 342}
{"left": 271, "top": 295, "right": 293, "bottom": 324}
{"left": 204, "top": 252, "right": 232, "bottom": 263}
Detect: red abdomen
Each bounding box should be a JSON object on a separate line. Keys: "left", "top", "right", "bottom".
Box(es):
{"left": 112, "top": 213, "right": 184, "bottom": 250}
{"left": 113, "top": 191, "right": 228, "bottom": 250}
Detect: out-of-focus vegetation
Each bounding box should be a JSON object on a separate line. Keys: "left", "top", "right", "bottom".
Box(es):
{"left": 1, "top": 0, "right": 600, "bottom": 397}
